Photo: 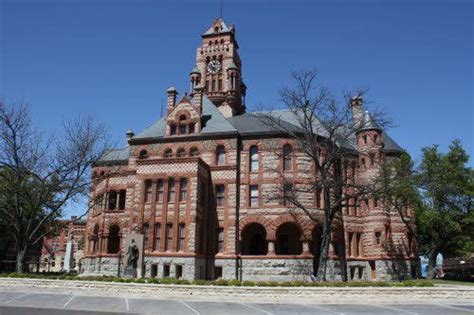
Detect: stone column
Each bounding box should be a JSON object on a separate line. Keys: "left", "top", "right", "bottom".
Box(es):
{"left": 267, "top": 241, "right": 275, "bottom": 255}
{"left": 302, "top": 241, "right": 310, "bottom": 254}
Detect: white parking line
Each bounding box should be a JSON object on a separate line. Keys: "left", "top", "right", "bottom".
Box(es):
{"left": 307, "top": 304, "right": 346, "bottom": 315}
{"left": 239, "top": 303, "right": 274, "bottom": 315}
{"left": 125, "top": 298, "right": 129, "bottom": 311}
{"left": 437, "top": 304, "right": 474, "bottom": 313}
{"left": 3, "top": 293, "right": 29, "bottom": 305}
{"left": 180, "top": 300, "right": 200, "bottom": 315}
{"left": 370, "top": 304, "right": 419, "bottom": 315}
{"left": 63, "top": 295, "right": 75, "bottom": 308}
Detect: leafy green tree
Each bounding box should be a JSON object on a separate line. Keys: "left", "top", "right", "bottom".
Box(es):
{"left": 416, "top": 140, "right": 473, "bottom": 277}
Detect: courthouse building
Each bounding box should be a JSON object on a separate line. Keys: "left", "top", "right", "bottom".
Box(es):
{"left": 82, "top": 18, "right": 415, "bottom": 281}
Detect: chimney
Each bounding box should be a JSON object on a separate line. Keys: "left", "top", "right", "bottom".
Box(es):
{"left": 167, "top": 86, "right": 178, "bottom": 114}
{"left": 350, "top": 96, "right": 363, "bottom": 126}
{"left": 125, "top": 129, "right": 134, "bottom": 145}
{"left": 193, "top": 84, "right": 204, "bottom": 115}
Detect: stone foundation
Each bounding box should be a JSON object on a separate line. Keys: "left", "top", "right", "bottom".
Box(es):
{"left": 81, "top": 257, "right": 120, "bottom": 277}
{"left": 239, "top": 258, "right": 314, "bottom": 282}
{"left": 81, "top": 256, "right": 414, "bottom": 282}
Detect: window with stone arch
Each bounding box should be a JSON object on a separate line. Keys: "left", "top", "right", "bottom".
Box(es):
{"left": 176, "top": 148, "right": 186, "bottom": 158}
{"left": 164, "top": 148, "right": 173, "bottom": 158}
{"left": 275, "top": 222, "right": 302, "bottom": 255}
{"left": 139, "top": 149, "right": 148, "bottom": 159}
{"left": 91, "top": 225, "right": 99, "bottom": 253}
{"left": 241, "top": 223, "right": 267, "bottom": 255}
{"left": 283, "top": 144, "right": 292, "bottom": 171}
{"left": 216, "top": 145, "right": 225, "bottom": 165}
{"left": 249, "top": 145, "right": 259, "bottom": 172}
{"left": 190, "top": 147, "right": 199, "bottom": 157}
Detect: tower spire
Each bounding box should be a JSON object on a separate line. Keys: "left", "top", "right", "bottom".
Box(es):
{"left": 220, "top": 0, "right": 223, "bottom": 18}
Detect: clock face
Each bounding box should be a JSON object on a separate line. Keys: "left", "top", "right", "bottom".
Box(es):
{"left": 207, "top": 60, "right": 221, "bottom": 74}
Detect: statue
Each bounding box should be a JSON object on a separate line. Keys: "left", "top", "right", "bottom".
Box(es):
{"left": 127, "top": 239, "right": 139, "bottom": 268}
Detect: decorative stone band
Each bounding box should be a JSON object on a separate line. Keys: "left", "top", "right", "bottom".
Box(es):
{"left": 1, "top": 278, "right": 473, "bottom": 304}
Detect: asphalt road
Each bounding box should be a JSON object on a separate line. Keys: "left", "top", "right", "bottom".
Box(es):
{"left": 0, "top": 289, "right": 473, "bottom": 315}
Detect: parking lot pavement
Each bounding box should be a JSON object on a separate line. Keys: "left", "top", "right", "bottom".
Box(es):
{"left": 1, "top": 289, "right": 474, "bottom": 315}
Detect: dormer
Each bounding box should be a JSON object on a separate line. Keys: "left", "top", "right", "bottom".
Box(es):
{"left": 165, "top": 87, "right": 203, "bottom": 136}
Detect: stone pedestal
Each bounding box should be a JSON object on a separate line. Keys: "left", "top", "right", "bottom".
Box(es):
{"left": 64, "top": 240, "right": 74, "bottom": 272}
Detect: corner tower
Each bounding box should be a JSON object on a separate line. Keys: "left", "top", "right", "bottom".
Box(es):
{"left": 191, "top": 18, "right": 246, "bottom": 117}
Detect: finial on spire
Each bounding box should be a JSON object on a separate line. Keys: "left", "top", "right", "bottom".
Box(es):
{"left": 220, "top": 0, "right": 224, "bottom": 18}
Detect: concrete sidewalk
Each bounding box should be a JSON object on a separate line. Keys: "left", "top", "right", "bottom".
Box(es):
{"left": 0, "top": 277, "right": 473, "bottom": 305}
{"left": 0, "top": 287, "right": 474, "bottom": 315}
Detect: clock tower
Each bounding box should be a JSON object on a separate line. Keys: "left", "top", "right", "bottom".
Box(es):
{"left": 190, "top": 18, "right": 246, "bottom": 117}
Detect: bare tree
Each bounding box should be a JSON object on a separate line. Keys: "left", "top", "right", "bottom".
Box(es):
{"left": 261, "top": 69, "right": 391, "bottom": 281}
{"left": 0, "top": 101, "right": 109, "bottom": 273}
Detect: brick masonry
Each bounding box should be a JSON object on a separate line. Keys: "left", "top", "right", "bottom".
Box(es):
{"left": 81, "top": 18, "right": 415, "bottom": 282}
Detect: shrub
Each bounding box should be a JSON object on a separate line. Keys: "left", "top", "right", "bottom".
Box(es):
{"left": 228, "top": 279, "right": 241, "bottom": 286}
{"left": 213, "top": 279, "right": 229, "bottom": 286}
{"left": 242, "top": 281, "right": 255, "bottom": 287}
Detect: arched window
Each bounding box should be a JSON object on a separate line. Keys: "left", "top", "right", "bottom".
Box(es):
{"left": 216, "top": 145, "right": 225, "bottom": 165}
{"left": 190, "top": 147, "right": 199, "bottom": 157}
{"left": 164, "top": 148, "right": 173, "bottom": 158}
{"left": 177, "top": 148, "right": 186, "bottom": 158}
{"left": 91, "top": 225, "right": 99, "bottom": 253}
{"left": 276, "top": 223, "right": 302, "bottom": 255}
{"left": 107, "top": 225, "right": 120, "bottom": 254}
{"left": 139, "top": 149, "right": 148, "bottom": 159}
{"left": 241, "top": 223, "right": 267, "bottom": 255}
{"left": 283, "top": 144, "right": 292, "bottom": 171}
{"left": 249, "top": 146, "right": 259, "bottom": 172}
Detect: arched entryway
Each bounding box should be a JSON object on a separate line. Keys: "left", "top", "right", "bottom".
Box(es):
{"left": 275, "top": 222, "right": 302, "bottom": 255}
{"left": 241, "top": 223, "right": 267, "bottom": 255}
{"left": 107, "top": 225, "right": 121, "bottom": 254}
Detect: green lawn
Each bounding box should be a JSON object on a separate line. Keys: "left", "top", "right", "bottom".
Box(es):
{"left": 432, "top": 279, "right": 474, "bottom": 286}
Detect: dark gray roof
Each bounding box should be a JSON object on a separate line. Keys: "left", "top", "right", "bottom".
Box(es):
{"left": 133, "top": 96, "right": 236, "bottom": 141}
{"left": 359, "top": 111, "right": 381, "bottom": 131}
{"left": 99, "top": 147, "right": 130, "bottom": 162}
{"left": 102, "top": 101, "right": 402, "bottom": 163}
{"left": 203, "top": 19, "right": 232, "bottom": 36}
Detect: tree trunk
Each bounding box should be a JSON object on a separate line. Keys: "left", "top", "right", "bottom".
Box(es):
{"left": 16, "top": 247, "right": 27, "bottom": 273}
{"left": 316, "top": 204, "right": 332, "bottom": 280}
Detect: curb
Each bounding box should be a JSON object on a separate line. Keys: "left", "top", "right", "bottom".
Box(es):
{"left": 1, "top": 278, "right": 473, "bottom": 304}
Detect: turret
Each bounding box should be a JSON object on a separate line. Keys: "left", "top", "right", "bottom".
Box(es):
{"left": 189, "top": 66, "right": 201, "bottom": 94}
{"left": 166, "top": 86, "right": 178, "bottom": 115}
{"left": 356, "top": 111, "right": 383, "bottom": 174}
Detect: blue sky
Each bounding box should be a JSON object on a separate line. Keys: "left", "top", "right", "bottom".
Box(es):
{"left": 1, "top": 0, "right": 473, "bottom": 215}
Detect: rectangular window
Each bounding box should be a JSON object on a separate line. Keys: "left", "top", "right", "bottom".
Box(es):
{"left": 170, "top": 124, "right": 176, "bottom": 135}
{"left": 118, "top": 190, "right": 126, "bottom": 210}
{"left": 249, "top": 185, "right": 259, "bottom": 207}
{"left": 154, "top": 223, "right": 161, "bottom": 251}
{"left": 218, "top": 79, "right": 222, "bottom": 91}
{"left": 249, "top": 146, "right": 259, "bottom": 172}
{"left": 375, "top": 231, "right": 381, "bottom": 245}
{"left": 176, "top": 265, "right": 183, "bottom": 279}
{"left": 144, "top": 180, "right": 152, "bottom": 203}
{"left": 217, "top": 228, "right": 224, "bottom": 253}
{"left": 143, "top": 224, "right": 149, "bottom": 250}
{"left": 385, "top": 225, "right": 391, "bottom": 241}
{"left": 179, "top": 124, "right": 187, "bottom": 135}
{"left": 179, "top": 178, "right": 188, "bottom": 202}
{"left": 108, "top": 191, "right": 117, "bottom": 210}
{"left": 168, "top": 178, "right": 175, "bottom": 204}
{"left": 165, "top": 223, "right": 173, "bottom": 251}
{"left": 214, "top": 266, "right": 223, "bottom": 279}
{"left": 163, "top": 264, "right": 170, "bottom": 277}
{"left": 177, "top": 223, "right": 185, "bottom": 251}
{"left": 189, "top": 123, "right": 195, "bottom": 134}
{"left": 316, "top": 187, "right": 322, "bottom": 208}
{"left": 215, "top": 184, "right": 225, "bottom": 207}
{"left": 348, "top": 232, "right": 354, "bottom": 257}
{"left": 211, "top": 79, "right": 216, "bottom": 91}
{"left": 151, "top": 264, "right": 158, "bottom": 278}
{"left": 156, "top": 179, "right": 164, "bottom": 203}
